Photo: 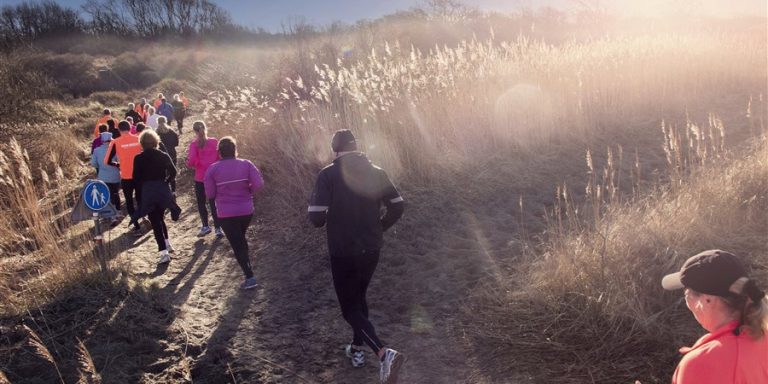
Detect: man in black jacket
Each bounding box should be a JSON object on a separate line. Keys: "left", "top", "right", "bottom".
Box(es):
{"left": 308, "top": 129, "right": 405, "bottom": 384}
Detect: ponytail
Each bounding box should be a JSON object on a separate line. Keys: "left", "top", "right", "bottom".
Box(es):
{"left": 728, "top": 277, "right": 768, "bottom": 338}
{"left": 192, "top": 121, "right": 207, "bottom": 149}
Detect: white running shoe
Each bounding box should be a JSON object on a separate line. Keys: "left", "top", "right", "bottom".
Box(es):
{"left": 345, "top": 345, "right": 365, "bottom": 368}
{"left": 215, "top": 227, "right": 225, "bottom": 238}
{"left": 197, "top": 226, "right": 212, "bottom": 237}
{"left": 379, "top": 348, "right": 405, "bottom": 384}
{"left": 158, "top": 250, "right": 171, "bottom": 264}
{"left": 165, "top": 239, "right": 175, "bottom": 253}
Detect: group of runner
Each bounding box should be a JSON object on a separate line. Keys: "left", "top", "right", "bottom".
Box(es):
{"left": 88, "top": 97, "right": 407, "bottom": 383}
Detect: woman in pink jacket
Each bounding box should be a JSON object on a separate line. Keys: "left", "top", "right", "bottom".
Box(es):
{"left": 187, "top": 121, "right": 222, "bottom": 237}
{"left": 204, "top": 136, "right": 264, "bottom": 289}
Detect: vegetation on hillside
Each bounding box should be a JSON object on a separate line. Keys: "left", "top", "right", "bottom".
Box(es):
{"left": 0, "top": 2, "right": 765, "bottom": 382}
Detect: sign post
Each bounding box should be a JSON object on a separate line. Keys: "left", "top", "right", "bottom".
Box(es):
{"left": 72, "top": 180, "right": 117, "bottom": 277}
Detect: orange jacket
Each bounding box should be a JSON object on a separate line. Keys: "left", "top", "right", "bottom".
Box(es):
{"left": 93, "top": 116, "right": 118, "bottom": 138}
{"left": 104, "top": 133, "right": 142, "bottom": 180}
{"left": 134, "top": 104, "right": 147, "bottom": 120}
{"left": 672, "top": 320, "right": 768, "bottom": 384}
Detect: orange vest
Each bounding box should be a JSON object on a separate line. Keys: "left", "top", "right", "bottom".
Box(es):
{"left": 105, "top": 134, "right": 141, "bottom": 180}
{"left": 93, "top": 116, "right": 118, "bottom": 138}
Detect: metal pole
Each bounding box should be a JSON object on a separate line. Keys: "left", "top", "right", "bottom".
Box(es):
{"left": 93, "top": 212, "right": 108, "bottom": 277}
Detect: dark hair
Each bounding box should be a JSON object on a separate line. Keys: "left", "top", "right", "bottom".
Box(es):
{"left": 135, "top": 122, "right": 146, "bottom": 133}
{"left": 106, "top": 119, "right": 116, "bottom": 130}
{"left": 331, "top": 129, "right": 357, "bottom": 152}
{"left": 98, "top": 124, "right": 108, "bottom": 133}
{"left": 193, "top": 121, "right": 208, "bottom": 149}
{"left": 218, "top": 136, "right": 237, "bottom": 158}
{"left": 103, "top": 108, "right": 110, "bottom": 115}
{"left": 118, "top": 120, "right": 131, "bottom": 132}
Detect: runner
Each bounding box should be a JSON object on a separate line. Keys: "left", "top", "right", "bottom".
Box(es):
{"left": 131, "top": 129, "right": 180, "bottom": 264}
{"left": 126, "top": 102, "right": 142, "bottom": 125}
{"left": 146, "top": 106, "right": 160, "bottom": 129}
{"left": 156, "top": 116, "right": 179, "bottom": 192}
{"left": 134, "top": 98, "right": 148, "bottom": 122}
{"left": 105, "top": 120, "right": 143, "bottom": 235}
{"left": 93, "top": 108, "right": 118, "bottom": 139}
{"left": 187, "top": 121, "right": 223, "bottom": 238}
{"left": 203, "top": 136, "right": 264, "bottom": 288}
{"left": 171, "top": 94, "right": 186, "bottom": 134}
{"left": 662, "top": 250, "right": 768, "bottom": 383}
{"left": 156, "top": 97, "right": 174, "bottom": 127}
{"left": 91, "top": 131, "right": 121, "bottom": 226}
{"left": 308, "top": 129, "right": 406, "bottom": 383}
{"left": 153, "top": 93, "right": 164, "bottom": 109}
{"left": 126, "top": 116, "right": 137, "bottom": 135}
{"left": 142, "top": 104, "right": 151, "bottom": 124}
{"left": 106, "top": 118, "right": 120, "bottom": 140}
{"left": 179, "top": 91, "right": 189, "bottom": 108}
{"left": 91, "top": 124, "right": 108, "bottom": 154}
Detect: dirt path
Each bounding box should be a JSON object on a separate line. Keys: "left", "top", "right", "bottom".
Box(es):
{"left": 108, "top": 123, "right": 516, "bottom": 384}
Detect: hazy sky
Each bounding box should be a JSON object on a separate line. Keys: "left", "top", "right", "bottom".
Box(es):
{"left": 0, "top": 0, "right": 764, "bottom": 31}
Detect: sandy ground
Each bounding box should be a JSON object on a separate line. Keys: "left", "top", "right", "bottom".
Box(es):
{"left": 108, "top": 128, "right": 520, "bottom": 384}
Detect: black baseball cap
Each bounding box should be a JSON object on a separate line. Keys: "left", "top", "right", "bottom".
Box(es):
{"left": 331, "top": 129, "right": 357, "bottom": 152}
{"left": 662, "top": 250, "right": 747, "bottom": 297}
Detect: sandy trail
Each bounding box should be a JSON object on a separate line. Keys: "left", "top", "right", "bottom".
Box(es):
{"left": 112, "top": 124, "right": 511, "bottom": 384}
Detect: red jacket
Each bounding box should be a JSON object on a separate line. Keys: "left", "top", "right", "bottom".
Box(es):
{"left": 672, "top": 320, "right": 768, "bottom": 384}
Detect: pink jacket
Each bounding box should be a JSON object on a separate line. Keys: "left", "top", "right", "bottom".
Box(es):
{"left": 187, "top": 138, "right": 219, "bottom": 182}
{"left": 204, "top": 158, "right": 264, "bottom": 218}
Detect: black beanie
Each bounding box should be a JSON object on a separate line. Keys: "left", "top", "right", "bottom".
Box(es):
{"left": 331, "top": 129, "right": 357, "bottom": 152}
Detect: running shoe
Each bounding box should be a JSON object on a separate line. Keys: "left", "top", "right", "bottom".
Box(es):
{"left": 215, "top": 227, "right": 224, "bottom": 238}
{"left": 345, "top": 345, "right": 365, "bottom": 368}
{"left": 170, "top": 204, "right": 181, "bottom": 221}
{"left": 158, "top": 250, "right": 170, "bottom": 264}
{"left": 130, "top": 226, "right": 143, "bottom": 237}
{"left": 197, "top": 226, "right": 212, "bottom": 237}
{"left": 165, "top": 240, "right": 175, "bottom": 254}
{"left": 240, "top": 277, "right": 257, "bottom": 290}
{"left": 379, "top": 348, "right": 405, "bottom": 384}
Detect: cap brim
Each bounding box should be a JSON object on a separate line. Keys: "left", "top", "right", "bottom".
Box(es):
{"left": 661, "top": 272, "right": 684, "bottom": 290}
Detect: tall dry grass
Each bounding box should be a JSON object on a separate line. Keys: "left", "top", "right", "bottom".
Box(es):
{"left": 196, "top": 24, "right": 767, "bottom": 383}
{"left": 0, "top": 136, "right": 97, "bottom": 316}
{"left": 466, "top": 113, "right": 767, "bottom": 383}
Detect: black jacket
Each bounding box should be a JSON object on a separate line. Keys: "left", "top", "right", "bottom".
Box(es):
{"left": 126, "top": 109, "right": 142, "bottom": 124}
{"left": 157, "top": 130, "right": 179, "bottom": 163}
{"left": 130, "top": 148, "right": 178, "bottom": 223}
{"left": 308, "top": 153, "right": 403, "bottom": 256}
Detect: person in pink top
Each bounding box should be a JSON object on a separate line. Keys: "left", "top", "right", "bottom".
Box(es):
{"left": 204, "top": 136, "right": 264, "bottom": 289}
{"left": 187, "top": 121, "right": 222, "bottom": 237}
{"left": 661, "top": 250, "right": 768, "bottom": 384}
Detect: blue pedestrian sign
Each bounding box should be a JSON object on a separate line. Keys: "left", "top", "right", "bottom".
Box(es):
{"left": 83, "top": 180, "right": 111, "bottom": 211}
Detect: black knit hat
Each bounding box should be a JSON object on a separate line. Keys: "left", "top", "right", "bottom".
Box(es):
{"left": 662, "top": 250, "right": 748, "bottom": 297}
{"left": 331, "top": 129, "right": 357, "bottom": 152}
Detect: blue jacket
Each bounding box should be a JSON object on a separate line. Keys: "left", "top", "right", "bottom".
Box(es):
{"left": 91, "top": 143, "right": 121, "bottom": 183}
{"left": 156, "top": 102, "right": 174, "bottom": 122}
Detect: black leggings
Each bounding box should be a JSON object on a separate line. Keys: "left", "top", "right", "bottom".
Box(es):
{"left": 106, "top": 182, "right": 121, "bottom": 211}
{"left": 147, "top": 208, "right": 168, "bottom": 251}
{"left": 331, "top": 249, "right": 384, "bottom": 353}
{"left": 194, "top": 181, "right": 218, "bottom": 228}
{"left": 219, "top": 214, "right": 253, "bottom": 279}
{"left": 121, "top": 179, "right": 141, "bottom": 225}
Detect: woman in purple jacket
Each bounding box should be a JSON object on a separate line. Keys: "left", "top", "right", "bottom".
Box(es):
{"left": 187, "top": 121, "right": 222, "bottom": 237}
{"left": 204, "top": 136, "right": 264, "bottom": 289}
